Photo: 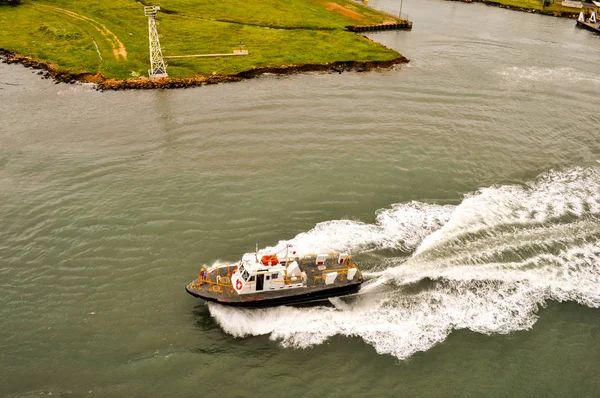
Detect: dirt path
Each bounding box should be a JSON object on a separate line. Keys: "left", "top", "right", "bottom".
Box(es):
{"left": 326, "top": 2, "right": 367, "bottom": 22}
{"left": 35, "top": 4, "right": 128, "bottom": 60}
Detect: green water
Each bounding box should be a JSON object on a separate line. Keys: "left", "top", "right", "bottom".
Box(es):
{"left": 1, "top": 0, "right": 600, "bottom": 396}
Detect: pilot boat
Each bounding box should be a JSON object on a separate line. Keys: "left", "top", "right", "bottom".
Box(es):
{"left": 185, "top": 248, "right": 363, "bottom": 307}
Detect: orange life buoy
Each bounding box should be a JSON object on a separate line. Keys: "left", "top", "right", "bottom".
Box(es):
{"left": 261, "top": 254, "right": 279, "bottom": 266}
{"left": 236, "top": 279, "right": 243, "bottom": 290}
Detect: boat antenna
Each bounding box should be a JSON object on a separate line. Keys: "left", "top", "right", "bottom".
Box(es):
{"left": 255, "top": 243, "right": 258, "bottom": 262}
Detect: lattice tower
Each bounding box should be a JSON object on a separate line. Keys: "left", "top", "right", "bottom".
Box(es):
{"left": 144, "top": 6, "right": 168, "bottom": 79}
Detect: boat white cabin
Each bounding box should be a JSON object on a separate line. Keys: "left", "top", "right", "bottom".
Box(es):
{"left": 186, "top": 249, "right": 363, "bottom": 307}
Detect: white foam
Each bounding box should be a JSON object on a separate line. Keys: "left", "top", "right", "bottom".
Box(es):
{"left": 415, "top": 167, "right": 600, "bottom": 256}
{"left": 263, "top": 201, "right": 454, "bottom": 257}
{"left": 208, "top": 167, "right": 600, "bottom": 360}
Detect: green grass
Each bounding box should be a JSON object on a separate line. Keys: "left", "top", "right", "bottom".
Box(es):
{"left": 0, "top": 0, "right": 403, "bottom": 80}
{"left": 483, "top": 0, "right": 584, "bottom": 13}
{"left": 156, "top": 0, "right": 396, "bottom": 28}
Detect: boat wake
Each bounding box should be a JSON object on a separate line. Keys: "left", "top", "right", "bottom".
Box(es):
{"left": 498, "top": 66, "right": 600, "bottom": 86}
{"left": 208, "top": 167, "right": 600, "bottom": 360}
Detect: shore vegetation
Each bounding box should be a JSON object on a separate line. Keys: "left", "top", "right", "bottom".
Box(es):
{"left": 0, "top": 0, "right": 404, "bottom": 82}
{"left": 459, "top": 0, "right": 589, "bottom": 16}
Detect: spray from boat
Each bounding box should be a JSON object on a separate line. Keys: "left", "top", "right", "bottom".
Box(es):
{"left": 207, "top": 167, "right": 600, "bottom": 360}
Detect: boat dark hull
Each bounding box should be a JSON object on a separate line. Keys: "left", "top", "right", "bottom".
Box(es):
{"left": 185, "top": 282, "right": 362, "bottom": 308}
{"left": 576, "top": 20, "right": 600, "bottom": 34}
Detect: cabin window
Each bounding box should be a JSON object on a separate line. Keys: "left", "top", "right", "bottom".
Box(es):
{"left": 272, "top": 273, "right": 278, "bottom": 279}
{"left": 249, "top": 276, "right": 255, "bottom": 282}
{"left": 266, "top": 275, "right": 270, "bottom": 280}
{"left": 240, "top": 264, "right": 249, "bottom": 282}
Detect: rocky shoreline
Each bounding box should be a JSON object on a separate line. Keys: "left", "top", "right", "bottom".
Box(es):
{"left": 448, "top": 0, "right": 580, "bottom": 18}
{"left": 0, "top": 49, "right": 409, "bottom": 90}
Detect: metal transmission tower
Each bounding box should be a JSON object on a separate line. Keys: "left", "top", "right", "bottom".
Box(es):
{"left": 144, "top": 6, "right": 168, "bottom": 79}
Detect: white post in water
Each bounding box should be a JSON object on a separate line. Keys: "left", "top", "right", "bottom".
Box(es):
{"left": 145, "top": 6, "right": 168, "bottom": 79}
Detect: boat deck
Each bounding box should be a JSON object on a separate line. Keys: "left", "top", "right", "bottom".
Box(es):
{"left": 186, "top": 253, "right": 363, "bottom": 306}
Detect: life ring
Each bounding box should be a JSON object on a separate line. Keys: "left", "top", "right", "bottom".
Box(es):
{"left": 236, "top": 279, "right": 243, "bottom": 290}
{"left": 261, "top": 254, "right": 279, "bottom": 266}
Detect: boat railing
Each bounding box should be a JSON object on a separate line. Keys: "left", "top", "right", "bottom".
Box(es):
{"left": 196, "top": 254, "right": 357, "bottom": 287}
{"left": 197, "top": 263, "right": 235, "bottom": 288}
{"left": 301, "top": 253, "right": 357, "bottom": 268}
{"left": 311, "top": 266, "right": 356, "bottom": 287}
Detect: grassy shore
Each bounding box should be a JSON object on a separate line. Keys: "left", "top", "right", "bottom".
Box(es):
{"left": 0, "top": 0, "right": 405, "bottom": 82}
{"left": 457, "top": 0, "right": 587, "bottom": 16}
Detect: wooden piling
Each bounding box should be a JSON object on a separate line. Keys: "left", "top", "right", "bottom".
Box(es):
{"left": 346, "top": 21, "right": 413, "bottom": 32}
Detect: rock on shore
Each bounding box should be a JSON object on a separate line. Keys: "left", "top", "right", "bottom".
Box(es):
{"left": 1, "top": 49, "right": 409, "bottom": 90}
